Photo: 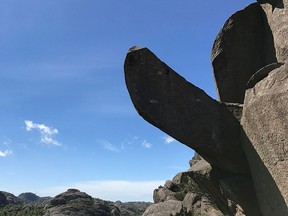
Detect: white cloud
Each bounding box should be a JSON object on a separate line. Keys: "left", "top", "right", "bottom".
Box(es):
{"left": 142, "top": 140, "right": 152, "bottom": 149}
{"left": 39, "top": 180, "right": 165, "bottom": 202}
{"left": 0, "top": 137, "right": 13, "bottom": 158}
{"left": 2, "top": 137, "right": 12, "bottom": 146}
{"left": 120, "top": 136, "right": 138, "bottom": 150}
{"left": 0, "top": 149, "right": 13, "bottom": 157}
{"left": 100, "top": 137, "right": 152, "bottom": 151}
{"left": 163, "top": 136, "right": 176, "bottom": 144}
{"left": 25, "top": 120, "right": 61, "bottom": 146}
{"left": 98, "top": 140, "right": 120, "bottom": 152}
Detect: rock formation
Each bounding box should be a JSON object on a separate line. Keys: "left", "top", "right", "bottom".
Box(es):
{"left": 18, "top": 192, "right": 43, "bottom": 203}
{"left": 0, "top": 191, "right": 22, "bottom": 205}
{"left": 43, "top": 189, "right": 116, "bottom": 216}
{"left": 124, "top": 1, "right": 288, "bottom": 215}
{"left": 143, "top": 155, "right": 226, "bottom": 216}
{"left": 0, "top": 189, "right": 151, "bottom": 215}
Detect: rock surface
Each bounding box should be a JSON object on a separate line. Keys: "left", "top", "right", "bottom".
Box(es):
{"left": 124, "top": 1, "right": 288, "bottom": 215}
{"left": 124, "top": 47, "right": 249, "bottom": 175}
{"left": 0, "top": 189, "right": 151, "bottom": 216}
{"left": 241, "top": 63, "right": 288, "bottom": 215}
{"left": 259, "top": 0, "right": 288, "bottom": 62}
{"left": 212, "top": 3, "right": 277, "bottom": 104}
{"left": 143, "top": 155, "right": 234, "bottom": 216}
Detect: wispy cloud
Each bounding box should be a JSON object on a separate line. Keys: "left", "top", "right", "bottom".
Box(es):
{"left": 0, "top": 137, "right": 13, "bottom": 158}
{"left": 25, "top": 120, "right": 61, "bottom": 146}
{"left": 142, "top": 140, "right": 152, "bottom": 149}
{"left": 2, "top": 137, "right": 12, "bottom": 146}
{"left": 101, "top": 137, "right": 153, "bottom": 152}
{"left": 122, "top": 137, "right": 153, "bottom": 149}
{"left": 39, "top": 180, "right": 165, "bottom": 202}
{"left": 97, "top": 140, "right": 120, "bottom": 152}
{"left": 163, "top": 136, "right": 176, "bottom": 144}
{"left": 0, "top": 149, "right": 12, "bottom": 157}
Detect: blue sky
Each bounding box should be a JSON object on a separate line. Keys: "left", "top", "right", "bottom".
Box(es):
{"left": 0, "top": 0, "right": 254, "bottom": 202}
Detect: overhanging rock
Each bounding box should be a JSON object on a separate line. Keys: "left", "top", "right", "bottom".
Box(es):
{"left": 124, "top": 47, "right": 249, "bottom": 174}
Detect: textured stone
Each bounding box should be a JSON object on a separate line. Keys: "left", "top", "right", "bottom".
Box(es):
{"left": 124, "top": 1, "right": 288, "bottom": 215}
{"left": 142, "top": 200, "right": 184, "bottom": 216}
{"left": 241, "top": 63, "right": 288, "bottom": 216}
{"left": 124, "top": 47, "right": 250, "bottom": 174}
{"left": 259, "top": 0, "right": 288, "bottom": 62}
{"left": 212, "top": 3, "right": 277, "bottom": 103}
{"left": 153, "top": 186, "right": 176, "bottom": 203}
{"left": 223, "top": 103, "right": 243, "bottom": 121}
{"left": 164, "top": 180, "right": 178, "bottom": 191}
{"left": 246, "top": 62, "right": 284, "bottom": 89}
{"left": 152, "top": 155, "right": 258, "bottom": 216}
{"left": 182, "top": 192, "right": 200, "bottom": 214}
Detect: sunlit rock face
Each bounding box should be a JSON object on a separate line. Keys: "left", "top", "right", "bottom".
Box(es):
{"left": 124, "top": 1, "right": 288, "bottom": 215}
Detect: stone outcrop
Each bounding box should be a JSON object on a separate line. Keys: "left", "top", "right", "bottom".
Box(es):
{"left": 143, "top": 154, "right": 254, "bottom": 216}
{"left": 259, "top": 0, "right": 288, "bottom": 62}
{"left": 241, "top": 63, "right": 288, "bottom": 215}
{"left": 143, "top": 155, "right": 224, "bottom": 216}
{"left": 44, "top": 189, "right": 117, "bottom": 216}
{"left": 0, "top": 189, "right": 151, "bottom": 215}
{"left": 212, "top": 3, "right": 277, "bottom": 104}
{"left": 124, "top": 47, "right": 249, "bottom": 175}
{"left": 124, "top": 1, "right": 288, "bottom": 215}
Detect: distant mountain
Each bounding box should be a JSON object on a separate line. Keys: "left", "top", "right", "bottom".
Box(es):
{"left": 18, "top": 192, "right": 40, "bottom": 203}
{"left": 0, "top": 189, "right": 151, "bottom": 216}
{"left": 0, "top": 191, "right": 22, "bottom": 206}
{"left": 18, "top": 192, "right": 51, "bottom": 203}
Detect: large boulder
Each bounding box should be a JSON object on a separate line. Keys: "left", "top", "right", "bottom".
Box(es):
{"left": 145, "top": 155, "right": 257, "bottom": 216}
{"left": 124, "top": 1, "right": 288, "bottom": 215}
{"left": 211, "top": 3, "right": 276, "bottom": 104}
{"left": 143, "top": 200, "right": 184, "bottom": 216}
{"left": 258, "top": 0, "right": 288, "bottom": 62}
{"left": 124, "top": 47, "right": 249, "bottom": 174}
{"left": 241, "top": 63, "right": 288, "bottom": 215}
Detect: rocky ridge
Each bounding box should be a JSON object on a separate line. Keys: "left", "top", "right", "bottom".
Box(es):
{"left": 143, "top": 154, "right": 225, "bottom": 216}
{"left": 0, "top": 189, "right": 151, "bottom": 216}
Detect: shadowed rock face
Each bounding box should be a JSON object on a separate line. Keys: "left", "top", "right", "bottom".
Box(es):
{"left": 125, "top": 47, "right": 249, "bottom": 174}
{"left": 211, "top": 3, "right": 277, "bottom": 104}
{"left": 124, "top": 1, "right": 288, "bottom": 216}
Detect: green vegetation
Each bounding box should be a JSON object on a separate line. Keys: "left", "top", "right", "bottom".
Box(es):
{"left": 0, "top": 190, "right": 151, "bottom": 216}
{"left": 0, "top": 204, "right": 44, "bottom": 216}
